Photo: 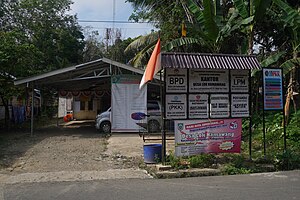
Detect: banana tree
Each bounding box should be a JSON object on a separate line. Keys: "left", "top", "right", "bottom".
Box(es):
{"left": 272, "top": 0, "right": 300, "bottom": 122}
{"left": 217, "top": 0, "right": 272, "bottom": 55}
{"left": 166, "top": 0, "right": 272, "bottom": 54}
{"left": 126, "top": 0, "right": 257, "bottom": 67}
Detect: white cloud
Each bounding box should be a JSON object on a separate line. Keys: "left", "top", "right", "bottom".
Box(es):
{"left": 70, "top": 0, "right": 156, "bottom": 39}
{"left": 71, "top": 0, "right": 113, "bottom": 20}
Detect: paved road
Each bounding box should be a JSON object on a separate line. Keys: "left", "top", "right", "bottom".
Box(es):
{"left": 2, "top": 170, "right": 299, "bottom": 200}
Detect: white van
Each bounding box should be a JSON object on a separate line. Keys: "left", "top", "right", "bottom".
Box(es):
{"left": 95, "top": 100, "right": 162, "bottom": 133}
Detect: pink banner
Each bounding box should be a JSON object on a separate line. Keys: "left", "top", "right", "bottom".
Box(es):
{"left": 175, "top": 119, "right": 242, "bottom": 156}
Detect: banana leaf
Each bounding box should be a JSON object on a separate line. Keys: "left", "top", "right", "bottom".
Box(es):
{"left": 233, "top": 0, "right": 248, "bottom": 18}
{"left": 203, "top": 0, "right": 219, "bottom": 41}
{"left": 261, "top": 51, "right": 286, "bottom": 67}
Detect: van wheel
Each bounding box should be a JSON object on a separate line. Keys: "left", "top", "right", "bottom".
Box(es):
{"left": 148, "top": 120, "right": 160, "bottom": 133}
{"left": 100, "top": 121, "right": 111, "bottom": 134}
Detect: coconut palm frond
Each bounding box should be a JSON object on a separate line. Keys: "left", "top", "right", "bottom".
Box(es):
{"left": 129, "top": 39, "right": 158, "bottom": 68}
{"left": 163, "top": 37, "right": 212, "bottom": 52}
{"left": 124, "top": 32, "right": 159, "bottom": 53}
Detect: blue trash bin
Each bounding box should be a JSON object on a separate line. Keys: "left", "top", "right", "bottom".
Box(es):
{"left": 143, "top": 144, "right": 162, "bottom": 164}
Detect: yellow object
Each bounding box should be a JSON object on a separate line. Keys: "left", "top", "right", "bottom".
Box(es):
{"left": 182, "top": 23, "right": 187, "bottom": 37}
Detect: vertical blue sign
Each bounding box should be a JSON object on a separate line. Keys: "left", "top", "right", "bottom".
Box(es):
{"left": 263, "top": 68, "right": 283, "bottom": 110}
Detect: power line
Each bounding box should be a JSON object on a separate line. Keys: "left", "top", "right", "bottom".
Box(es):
{"left": 78, "top": 20, "right": 154, "bottom": 24}
{"left": 83, "top": 26, "right": 154, "bottom": 30}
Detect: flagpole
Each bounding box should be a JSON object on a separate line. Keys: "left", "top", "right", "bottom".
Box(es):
{"left": 138, "top": 36, "right": 163, "bottom": 162}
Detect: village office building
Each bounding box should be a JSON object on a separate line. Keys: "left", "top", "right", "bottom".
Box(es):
{"left": 14, "top": 58, "right": 160, "bottom": 129}
{"left": 14, "top": 53, "right": 260, "bottom": 138}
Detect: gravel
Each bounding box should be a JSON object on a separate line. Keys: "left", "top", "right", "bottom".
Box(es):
{"left": 0, "top": 122, "right": 143, "bottom": 176}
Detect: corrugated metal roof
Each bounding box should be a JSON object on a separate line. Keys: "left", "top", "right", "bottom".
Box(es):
{"left": 14, "top": 58, "right": 161, "bottom": 90}
{"left": 161, "top": 53, "right": 261, "bottom": 70}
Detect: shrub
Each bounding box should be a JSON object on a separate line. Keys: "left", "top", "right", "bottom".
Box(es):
{"left": 188, "top": 154, "right": 216, "bottom": 168}
{"left": 221, "top": 164, "right": 253, "bottom": 175}
{"left": 166, "top": 152, "right": 188, "bottom": 170}
{"left": 275, "top": 150, "right": 300, "bottom": 170}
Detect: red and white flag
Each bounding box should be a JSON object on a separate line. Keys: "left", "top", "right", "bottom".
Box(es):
{"left": 139, "top": 38, "right": 161, "bottom": 89}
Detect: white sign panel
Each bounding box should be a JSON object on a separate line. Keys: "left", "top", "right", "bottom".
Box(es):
{"left": 188, "top": 94, "right": 208, "bottom": 118}
{"left": 210, "top": 94, "right": 229, "bottom": 118}
{"left": 166, "top": 94, "right": 187, "bottom": 119}
{"left": 231, "top": 70, "right": 249, "bottom": 93}
{"left": 111, "top": 75, "right": 147, "bottom": 132}
{"left": 231, "top": 94, "right": 249, "bottom": 117}
{"left": 166, "top": 68, "right": 187, "bottom": 93}
{"left": 189, "top": 69, "right": 229, "bottom": 93}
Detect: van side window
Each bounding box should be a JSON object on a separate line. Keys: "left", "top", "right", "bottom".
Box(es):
{"left": 147, "top": 102, "right": 159, "bottom": 111}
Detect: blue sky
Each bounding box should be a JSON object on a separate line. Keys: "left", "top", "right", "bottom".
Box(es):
{"left": 70, "top": 0, "right": 156, "bottom": 40}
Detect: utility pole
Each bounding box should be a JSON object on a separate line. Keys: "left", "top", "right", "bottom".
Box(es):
{"left": 112, "top": 0, "right": 116, "bottom": 45}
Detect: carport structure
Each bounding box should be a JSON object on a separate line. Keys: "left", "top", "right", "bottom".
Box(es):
{"left": 14, "top": 58, "right": 160, "bottom": 135}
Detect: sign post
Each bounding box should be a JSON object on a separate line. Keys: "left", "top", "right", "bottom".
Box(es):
{"left": 262, "top": 68, "right": 285, "bottom": 157}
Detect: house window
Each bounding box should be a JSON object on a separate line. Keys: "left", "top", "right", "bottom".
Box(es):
{"left": 88, "top": 100, "right": 93, "bottom": 111}
{"left": 80, "top": 101, "right": 85, "bottom": 110}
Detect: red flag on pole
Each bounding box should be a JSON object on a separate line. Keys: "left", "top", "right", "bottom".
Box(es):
{"left": 139, "top": 38, "right": 161, "bottom": 89}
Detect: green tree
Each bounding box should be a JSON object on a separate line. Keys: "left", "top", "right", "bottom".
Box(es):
{"left": 0, "top": 31, "right": 42, "bottom": 128}
{"left": 1, "top": 0, "right": 85, "bottom": 74}
{"left": 0, "top": 0, "right": 85, "bottom": 128}
{"left": 257, "top": 0, "right": 300, "bottom": 121}
{"left": 82, "top": 30, "right": 105, "bottom": 62}
{"left": 272, "top": 0, "right": 300, "bottom": 121}
{"left": 107, "top": 37, "right": 136, "bottom": 64}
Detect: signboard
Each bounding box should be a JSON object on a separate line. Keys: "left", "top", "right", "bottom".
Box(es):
{"left": 263, "top": 68, "right": 283, "bottom": 110}
{"left": 210, "top": 94, "right": 229, "bottom": 118}
{"left": 188, "top": 94, "right": 208, "bottom": 118}
{"left": 189, "top": 69, "right": 229, "bottom": 93}
{"left": 166, "top": 68, "right": 187, "bottom": 93}
{"left": 165, "top": 94, "right": 187, "bottom": 119}
{"left": 164, "top": 69, "right": 250, "bottom": 120}
{"left": 231, "top": 94, "right": 249, "bottom": 117}
{"left": 111, "top": 75, "right": 147, "bottom": 132}
{"left": 231, "top": 70, "right": 249, "bottom": 93}
{"left": 175, "top": 119, "right": 242, "bottom": 156}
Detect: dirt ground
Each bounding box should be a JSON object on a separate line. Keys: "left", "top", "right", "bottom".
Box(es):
{"left": 0, "top": 121, "right": 174, "bottom": 178}
{"left": 0, "top": 121, "right": 144, "bottom": 175}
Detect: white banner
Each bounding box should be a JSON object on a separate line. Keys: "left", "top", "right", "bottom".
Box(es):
{"left": 189, "top": 69, "right": 229, "bottom": 93}
{"left": 111, "top": 75, "right": 147, "bottom": 132}
{"left": 165, "top": 94, "right": 187, "bottom": 119}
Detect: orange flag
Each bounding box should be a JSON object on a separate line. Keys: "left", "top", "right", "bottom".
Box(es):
{"left": 139, "top": 38, "right": 161, "bottom": 89}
